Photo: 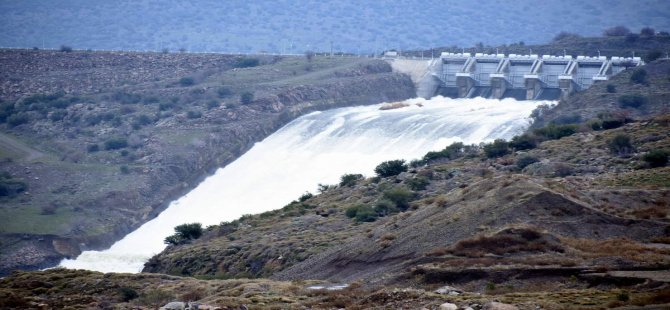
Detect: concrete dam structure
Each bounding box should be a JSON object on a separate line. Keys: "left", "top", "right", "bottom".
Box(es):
{"left": 388, "top": 53, "right": 642, "bottom": 100}
{"left": 437, "top": 53, "right": 643, "bottom": 100}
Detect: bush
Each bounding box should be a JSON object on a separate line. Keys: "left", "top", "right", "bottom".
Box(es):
{"left": 119, "top": 165, "right": 130, "bottom": 174}
{"left": 298, "top": 192, "right": 313, "bottom": 202}
{"left": 186, "top": 110, "right": 202, "bottom": 119}
{"left": 643, "top": 149, "right": 669, "bottom": 168}
{"left": 606, "top": 84, "right": 617, "bottom": 93}
{"left": 640, "top": 27, "right": 655, "bottom": 36}
{"left": 604, "top": 26, "right": 631, "bottom": 36}
{"left": 374, "top": 199, "right": 399, "bottom": 216}
{"left": 509, "top": 134, "right": 537, "bottom": 150}
{"left": 406, "top": 176, "right": 429, "bottom": 191}
{"left": 608, "top": 134, "right": 634, "bottom": 155}
{"left": 118, "top": 287, "right": 139, "bottom": 302}
{"left": 179, "top": 77, "right": 195, "bottom": 86}
{"left": 618, "top": 94, "right": 648, "bottom": 108}
{"left": 340, "top": 173, "right": 363, "bottom": 187}
{"left": 345, "top": 205, "right": 378, "bottom": 222}
{"left": 60, "top": 45, "right": 73, "bottom": 52}
{"left": 112, "top": 91, "right": 142, "bottom": 104}
{"left": 164, "top": 223, "right": 203, "bottom": 245}
{"left": 234, "top": 58, "right": 260, "bottom": 68}
{"left": 206, "top": 100, "right": 220, "bottom": 109}
{"left": 374, "top": 159, "right": 407, "bottom": 177}
{"left": 7, "top": 113, "right": 29, "bottom": 127}
{"left": 598, "top": 112, "right": 630, "bottom": 129}
{"left": 533, "top": 124, "right": 577, "bottom": 140}
{"left": 516, "top": 155, "right": 539, "bottom": 169}
{"left": 240, "top": 92, "right": 254, "bottom": 104}
{"left": 217, "top": 87, "right": 233, "bottom": 98}
{"left": 645, "top": 50, "right": 663, "bottom": 63}
{"left": 551, "top": 114, "right": 582, "bottom": 125}
{"left": 552, "top": 32, "right": 581, "bottom": 42}
{"left": 382, "top": 187, "right": 414, "bottom": 211}
{"left": 104, "top": 137, "right": 128, "bottom": 150}
{"left": 630, "top": 68, "right": 648, "bottom": 85}
{"left": 483, "top": 139, "right": 510, "bottom": 158}
{"left": 422, "top": 142, "right": 464, "bottom": 162}
{"left": 87, "top": 144, "right": 100, "bottom": 153}
{"left": 0, "top": 174, "right": 28, "bottom": 198}
{"left": 158, "top": 102, "right": 175, "bottom": 111}
{"left": 49, "top": 110, "right": 67, "bottom": 122}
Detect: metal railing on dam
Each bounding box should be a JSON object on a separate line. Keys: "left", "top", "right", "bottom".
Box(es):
{"left": 435, "top": 52, "right": 643, "bottom": 100}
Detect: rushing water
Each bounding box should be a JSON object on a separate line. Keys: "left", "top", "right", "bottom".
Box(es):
{"left": 60, "top": 96, "right": 550, "bottom": 273}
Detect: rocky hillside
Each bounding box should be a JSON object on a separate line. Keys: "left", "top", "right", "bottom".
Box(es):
{"left": 140, "top": 61, "right": 670, "bottom": 308}
{"left": 533, "top": 59, "right": 670, "bottom": 128}
{"left": 0, "top": 49, "right": 415, "bottom": 275}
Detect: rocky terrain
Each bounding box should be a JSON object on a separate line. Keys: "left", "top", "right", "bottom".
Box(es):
{"left": 0, "top": 49, "right": 415, "bottom": 275}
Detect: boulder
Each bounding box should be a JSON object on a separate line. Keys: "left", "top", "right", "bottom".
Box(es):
{"left": 160, "top": 301, "right": 186, "bottom": 310}
{"left": 435, "top": 285, "right": 463, "bottom": 295}
{"left": 482, "top": 301, "right": 519, "bottom": 310}
{"left": 438, "top": 302, "right": 458, "bottom": 310}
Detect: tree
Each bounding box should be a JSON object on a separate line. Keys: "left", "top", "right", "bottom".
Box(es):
{"left": 374, "top": 160, "right": 407, "bottom": 177}
{"left": 604, "top": 26, "right": 631, "bottom": 37}
{"left": 630, "top": 68, "right": 648, "bottom": 85}
{"left": 644, "top": 50, "right": 663, "bottom": 63}
{"left": 608, "top": 134, "right": 634, "bottom": 156}
{"left": 164, "top": 223, "right": 203, "bottom": 245}
{"left": 483, "top": 139, "right": 510, "bottom": 158}
{"left": 240, "top": 92, "right": 254, "bottom": 104}
{"left": 340, "top": 173, "right": 363, "bottom": 187}
{"left": 305, "top": 50, "right": 315, "bottom": 62}
{"left": 643, "top": 149, "right": 669, "bottom": 168}
{"left": 640, "top": 27, "right": 655, "bottom": 36}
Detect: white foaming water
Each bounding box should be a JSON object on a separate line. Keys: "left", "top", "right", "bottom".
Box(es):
{"left": 60, "top": 96, "right": 550, "bottom": 273}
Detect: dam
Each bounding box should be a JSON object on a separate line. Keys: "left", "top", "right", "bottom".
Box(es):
{"left": 389, "top": 53, "right": 643, "bottom": 100}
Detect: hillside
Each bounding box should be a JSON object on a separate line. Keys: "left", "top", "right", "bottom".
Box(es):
{"left": 0, "top": 49, "right": 415, "bottom": 275}
{"left": 1, "top": 1, "right": 669, "bottom": 53}
{"left": 136, "top": 61, "right": 670, "bottom": 308}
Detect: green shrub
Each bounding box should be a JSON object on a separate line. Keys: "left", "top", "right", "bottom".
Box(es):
{"left": 7, "top": 113, "right": 29, "bottom": 127}
{"left": 354, "top": 205, "right": 378, "bottom": 222}
{"left": 164, "top": 223, "right": 203, "bottom": 245}
{"left": 179, "top": 77, "right": 196, "bottom": 86}
{"left": 606, "top": 84, "right": 616, "bottom": 93}
{"left": 158, "top": 102, "right": 175, "bottom": 111}
{"left": 240, "top": 92, "right": 254, "bottom": 104}
{"left": 104, "top": 137, "right": 128, "bottom": 150}
{"left": 382, "top": 187, "right": 414, "bottom": 211}
{"left": 533, "top": 124, "right": 577, "bottom": 140}
{"left": 118, "top": 287, "right": 139, "bottom": 302}
{"left": 406, "top": 176, "right": 429, "bottom": 191}
{"left": 0, "top": 174, "right": 28, "bottom": 198}
{"left": 630, "top": 68, "right": 648, "bottom": 85}
{"left": 423, "top": 142, "right": 464, "bottom": 162}
{"left": 516, "top": 155, "right": 539, "bottom": 169}
{"left": 374, "top": 199, "right": 399, "bottom": 216}
{"left": 186, "top": 110, "right": 202, "bottom": 119}
{"left": 374, "top": 159, "right": 407, "bottom": 177}
{"left": 599, "top": 113, "right": 630, "bottom": 129}
{"left": 112, "top": 91, "right": 142, "bottom": 104}
{"left": 217, "top": 87, "right": 233, "bottom": 98}
{"left": 618, "top": 94, "right": 648, "bottom": 108}
{"left": 509, "top": 134, "right": 537, "bottom": 150}
{"left": 60, "top": 45, "right": 73, "bottom": 52}
{"left": 87, "top": 144, "right": 100, "bottom": 153}
{"left": 298, "top": 192, "right": 313, "bottom": 202}
{"left": 339, "top": 173, "right": 363, "bottom": 187}
{"left": 234, "top": 58, "right": 260, "bottom": 68}
{"left": 643, "top": 149, "right": 669, "bottom": 168}
{"left": 119, "top": 165, "right": 130, "bottom": 174}
{"left": 644, "top": 50, "right": 663, "bottom": 63}
{"left": 206, "top": 100, "right": 220, "bottom": 109}
{"left": 345, "top": 206, "right": 359, "bottom": 218}
{"left": 483, "top": 139, "right": 510, "bottom": 158}
{"left": 608, "top": 134, "right": 634, "bottom": 155}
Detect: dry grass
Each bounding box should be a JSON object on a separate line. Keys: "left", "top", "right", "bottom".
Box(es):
{"left": 562, "top": 237, "right": 670, "bottom": 264}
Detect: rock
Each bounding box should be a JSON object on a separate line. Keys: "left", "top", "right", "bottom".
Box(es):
{"left": 160, "top": 301, "right": 186, "bottom": 310}
{"left": 435, "top": 285, "right": 463, "bottom": 295}
{"left": 482, "top": 301, "right": 519, "bottom": 310}
{"left": 439, "top": 302, "right": 458, "bottom": 310}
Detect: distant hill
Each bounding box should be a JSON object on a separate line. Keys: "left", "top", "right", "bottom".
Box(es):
{"left": 1, "top": 0, "right": 669, "bottom": 54}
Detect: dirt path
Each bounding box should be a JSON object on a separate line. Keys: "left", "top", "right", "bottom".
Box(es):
{"left": 0, "top": 132, "right": 44, "bottom": 162}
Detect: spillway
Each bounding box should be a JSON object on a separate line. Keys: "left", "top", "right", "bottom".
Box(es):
{"left": 60, "top": 96, "right": 551, "bottom": 273}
